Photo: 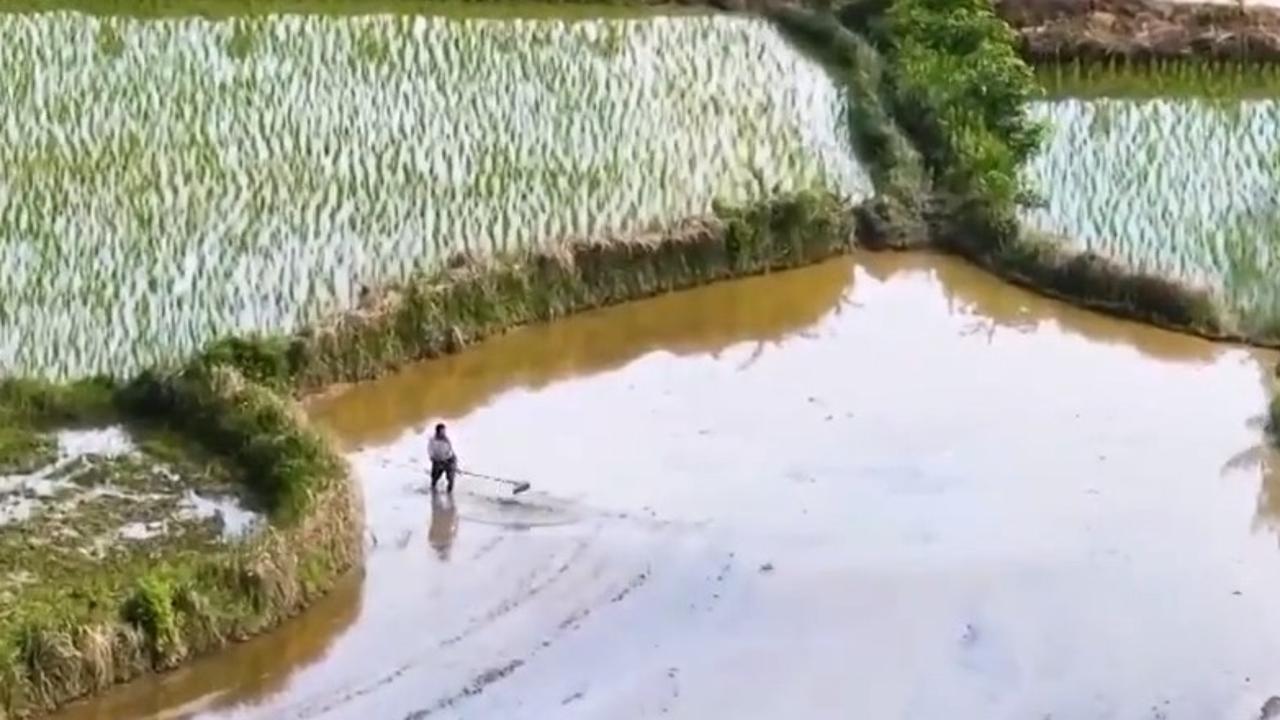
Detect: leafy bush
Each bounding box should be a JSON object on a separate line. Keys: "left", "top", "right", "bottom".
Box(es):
{"left": 122, "top": 574, "right": 182, "bottom": 665}
{"left": 871, "top": 0, "right": 1045, "bottom": 208}
{"left": 121, "top": 364, "right": 342, "bottom": 522}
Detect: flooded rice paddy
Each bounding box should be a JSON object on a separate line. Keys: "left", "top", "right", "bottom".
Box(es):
{"left": 55, "top": 252, "right": 1280, "bottom": 720}
{"left": 0, "top": 9, "right": 868, "bottom": 378}
{"left": 1024, "top": 65, "right": 1280, "bottom": 335}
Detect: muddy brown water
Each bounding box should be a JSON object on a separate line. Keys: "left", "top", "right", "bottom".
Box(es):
{"left": 57, "top": 251, "right": 1280, "bottom": 719}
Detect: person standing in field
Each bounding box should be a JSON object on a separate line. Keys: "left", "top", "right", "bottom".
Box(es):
{"left": 428, "top": 423, "right": 458, "bottom": 493}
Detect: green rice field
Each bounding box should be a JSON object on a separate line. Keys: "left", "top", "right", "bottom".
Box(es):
{"left": 1024, "top": 64, "right": 1280, "bottom": 336}
{"left": 0, "top": 10, "right": 870, "bottom": 378}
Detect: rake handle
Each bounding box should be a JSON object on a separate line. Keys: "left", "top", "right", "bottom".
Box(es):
{"left": 458, "top": 469, "right": 528, "bottom": 489}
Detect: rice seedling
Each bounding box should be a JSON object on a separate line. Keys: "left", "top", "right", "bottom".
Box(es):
{"left": 0, "top": 12, "right": 871, "bottom": 378}
{"left": 1022, "top": 63, "right": 1280, "bottom": 337}
{"left": 1037, "top": 60, "right": 1280, "bottom": 101}
{"left": 0, "top": 0, "right": 680, "bottom": 18}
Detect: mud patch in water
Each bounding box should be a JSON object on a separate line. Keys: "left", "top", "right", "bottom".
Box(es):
{"left": 0, "top": 426, "right": 262, "bottom": 603}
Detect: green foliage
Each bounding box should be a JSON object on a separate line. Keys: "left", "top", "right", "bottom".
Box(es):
{"left": 123, "top": 573, "right": 182, "bottom": 664}
{"left": 122, "top": 364, "right": 342, "bottom": 522}
{"left": 0, "top": 376, "right": 116, "bottom": 474}
{"left": 0, "top": 426, "right": 55, "bottom": 475}
{"left": 718, "top": 192, "right": 855, "bottom": 268}
{"left": 994, "top": 233, "right": 1218, "bottom": 329}
{"left": 0, "top": 377, "right": 118, "bottom": 426}
{"left": 870, "top": 0, "right": 1045, "bottom": 207}
{"left": 814, "top": 1, "right": 1253, "bottom": 343}
{"left": 198, "top": 336, "right": 296, "bottom": 391}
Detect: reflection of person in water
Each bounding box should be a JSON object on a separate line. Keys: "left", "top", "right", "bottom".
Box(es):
{"left": 428, "top": 488, "right": 458, "bottom": 562}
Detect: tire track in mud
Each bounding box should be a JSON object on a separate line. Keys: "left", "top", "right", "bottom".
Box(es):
{"left": 385, "top": 522, "right": 725, "bottom": 719}
{"left": 272, "top": 463, "right": 700, "bottom": 720}
{"left": 283, "top": 532, "right": 597, "bottom": 719}
{"left": 469, "top": 535, "right": 505, "bottom": 562}
{"left": 439, "top": 532, "right": 597, "bottom": 648}
{"left": 401, "top": 566, "right": 654, "bottom": 719}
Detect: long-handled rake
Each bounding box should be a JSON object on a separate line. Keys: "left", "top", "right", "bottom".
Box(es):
{"left": 458, "top": 469, "right": 532, "bottom": 495}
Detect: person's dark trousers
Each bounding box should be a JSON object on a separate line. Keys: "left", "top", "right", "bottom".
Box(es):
{"left": 431, "top": 457, "right": 458, "bottom": 492}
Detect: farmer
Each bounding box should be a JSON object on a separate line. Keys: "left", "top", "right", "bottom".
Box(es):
{"left": 428, "top": 423, "right": 458, "bottom": 493}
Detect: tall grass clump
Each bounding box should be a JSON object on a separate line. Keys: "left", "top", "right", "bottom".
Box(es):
{"left": 0, "top": 377, "right": 118, "bottom": 472}
{"left": 0, "top": 378, "right": 118, "bottom": 426}
{"left": 121, "top": 362, "right": 345, "bottom": 521}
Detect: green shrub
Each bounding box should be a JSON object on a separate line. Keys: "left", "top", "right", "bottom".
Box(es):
{"left": 866, "top": 0, "right": 1045, "bottom": 209}
{"left": 196, "top": 336, "right": 295, "bottom": 391}
{"left": 122, "top": 573, "right": 182, "bottom": 665}
{"left": 0, "top": 425, "right": 56, "bottom": 474}
{"left": 121, "top": 364, "right": 342, "bottom": 522}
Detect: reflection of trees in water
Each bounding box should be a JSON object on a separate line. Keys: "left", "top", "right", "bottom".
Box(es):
{"left": 863, "top": 250, "right": 1230, "bottom": 365}
{"left": 1253, "top": 365, "right": 1280, "bottom": 539}
{"left": 313, "top": 258, "right": 857, "bottom": 447}
{"left": 872, "top": 251, "right": 1280, "bottom": 544}
{"left": 1252, "top": 446, "right": 1280, "bottom": 538}
{"left": 318, "top": 249, "right": 1259, "bottom": 450}
{"left": 1242, "top": 437, "right": 1280, "bottom": 541}
{"left": 1222, "top": 355, "right": 1280, "bottom": 541}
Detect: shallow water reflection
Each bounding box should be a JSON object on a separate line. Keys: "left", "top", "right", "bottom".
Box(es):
{"left": 60, "top": 251, "right": 1280, "bottom": 720}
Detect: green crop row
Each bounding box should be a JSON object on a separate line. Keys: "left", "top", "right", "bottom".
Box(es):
{"left": 0, "top": 13, "right": 869, "bottom": 379}
{"left": 1024, "top": 79, "right": 1280, "bottom": 336}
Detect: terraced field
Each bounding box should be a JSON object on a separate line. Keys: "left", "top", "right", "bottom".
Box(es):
{"left": 1023, "top": 64, "right": 1280, "bottom": 337}
{"left": 0, "top": 10, "right": 869, "bottom": 378}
